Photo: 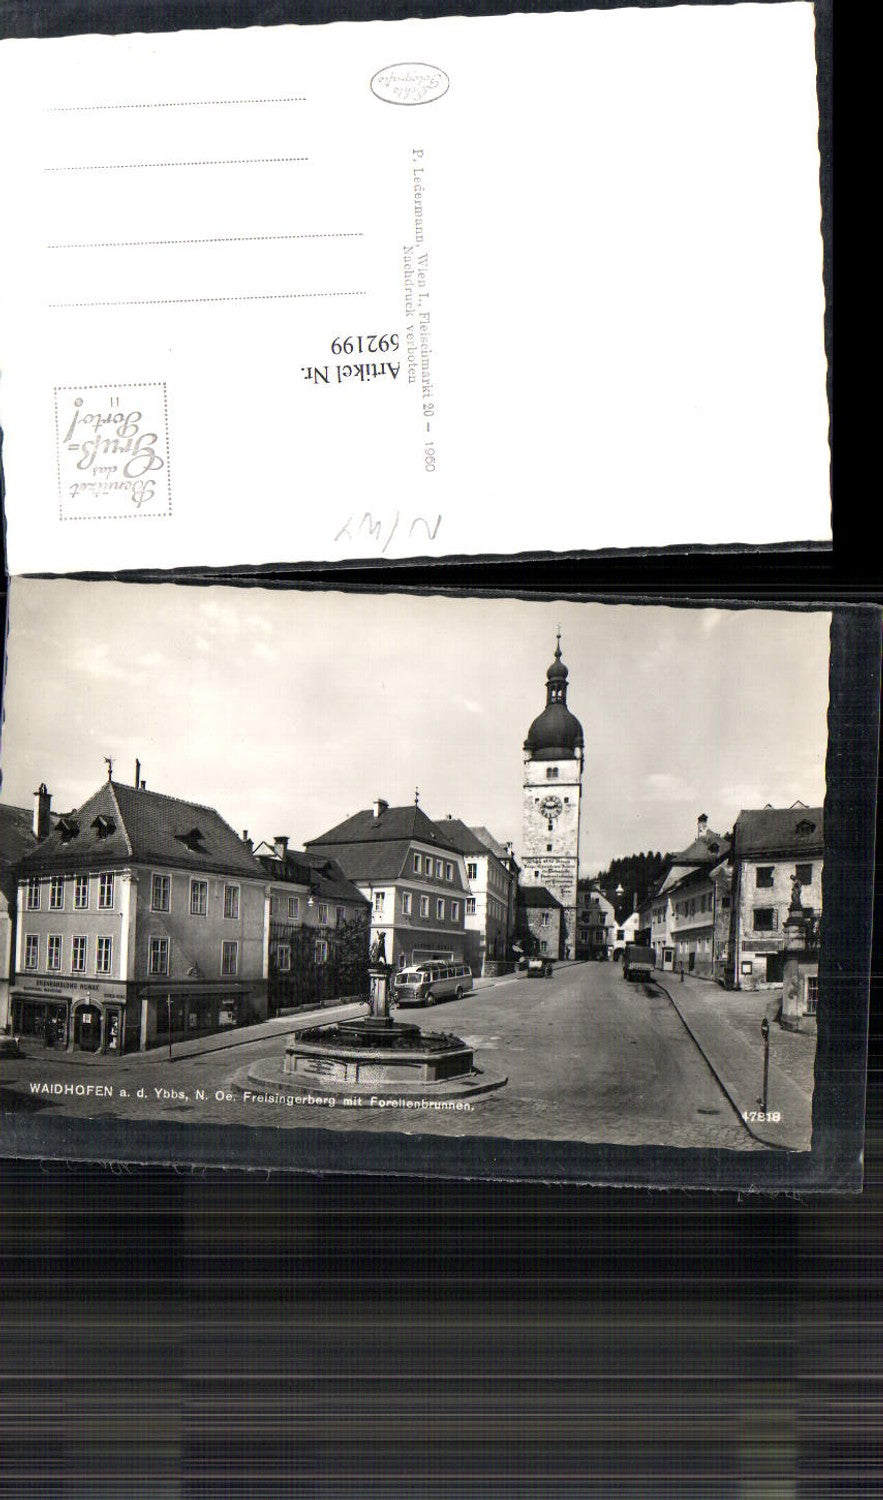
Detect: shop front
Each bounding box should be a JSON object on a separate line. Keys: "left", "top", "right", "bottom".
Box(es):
{"left": 140, "top": 983, "right": 251, "bottom": 1049}
{"left": 11, "top": 976, "right": 130, "bottom": 1053}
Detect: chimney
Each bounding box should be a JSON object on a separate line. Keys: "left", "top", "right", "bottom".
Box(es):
{"left": 33, "top": 783, "right": 51, "bottom": 839}
{"left": 242, "top": 831, "right": 253, "bottom": 852}
{"left": 140, "top": 781, "right": 147, "bottom": 791}
{"left": 372, "top": 798, "right": 388, "bottom": 820}
{"left": 697, "top": 813, "right": 709, "bottom": 838}
{"left": 274, "top": 835, "right": 289, "bottom": 860}
{"left": 134, "top": 758, "right": 141, "bottom": 788}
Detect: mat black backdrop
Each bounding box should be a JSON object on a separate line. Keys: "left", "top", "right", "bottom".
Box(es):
{"left": 4, "top": 1, "right": 878, "bottom": 1495}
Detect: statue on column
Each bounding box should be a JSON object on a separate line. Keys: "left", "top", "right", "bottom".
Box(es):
{"left": 368, "top": 932, "right": 391, "bottom": 1019}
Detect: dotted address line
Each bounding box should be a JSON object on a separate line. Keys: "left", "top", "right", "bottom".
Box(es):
{"left": 49, "top": 232, "right": 364, "bottom": 250}
{"left": 50, "top": 291, "right": 366, "bottom": 309}
{"left": 45, "top": 157, "right": 309, "bottom": 172}
{"left": 49, "top": 98, "right": 308, "bottom": 111}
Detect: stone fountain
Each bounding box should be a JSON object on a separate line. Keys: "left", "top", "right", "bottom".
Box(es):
{"left": 245, "top": 936, "right": 506, "bottom": 1102}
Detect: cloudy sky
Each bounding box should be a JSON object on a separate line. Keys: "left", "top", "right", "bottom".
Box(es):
{"left": 0, "top": 581, "right": 830, "bottom": 874}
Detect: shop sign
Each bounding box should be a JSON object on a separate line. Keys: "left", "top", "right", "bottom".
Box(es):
{"left": 15, "top": 973, "right": 127, "bottom": 1002}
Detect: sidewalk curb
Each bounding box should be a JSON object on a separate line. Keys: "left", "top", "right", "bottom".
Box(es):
{"left": 656, "top": 981, "right": 801, "bottom": 1152}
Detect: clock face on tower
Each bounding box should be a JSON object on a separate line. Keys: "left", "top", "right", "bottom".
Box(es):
{"left": 539, "top": 794, "right": 563, "bottom": 821}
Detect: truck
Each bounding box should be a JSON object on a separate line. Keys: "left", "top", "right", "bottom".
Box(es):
{"left": 622, "top": 944, "right": 655, "bottom": 982}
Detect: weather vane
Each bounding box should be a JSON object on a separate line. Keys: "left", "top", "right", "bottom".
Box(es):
{"left": 104, "top": 756, "right": 113, "bottom": 781}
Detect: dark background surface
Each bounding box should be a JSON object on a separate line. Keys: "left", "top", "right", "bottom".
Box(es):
{"left": 3, "top": 2, "right": 878, "bottom": 1495}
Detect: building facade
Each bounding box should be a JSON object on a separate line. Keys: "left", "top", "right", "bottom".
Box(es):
{"left": 610, "top": 910, "right": 641, "bottom": 960}
{"left": 517, "top": 886, "right": 564, "bottom": 958}
{"left": 576, "top": 882, "right": 615, "bottom": 960}
{"left": 728, "top": 805, "right": 823, "bottom": 991}
{"left": 710, "top": 861, "right": 733, "bottom": 984}
{"left": 669, "top": 867, "right": 717, "bottom": 978}
{"left": 306, "top": 800, "right": 469, "bottom": 970}
{"left": 254, "top": 837, "right": 370, "bottom": 1014}
{"left": 0, "top": 795, "right": 45, "bottom": 1033}
{"left": 11, "top": 777, "right": 269, "bottom": 1053}
{"left": 520, "top": 636, "right": 584, "bottom": 960}
{"left": 651, "top": 815, "right": 731, "bottom": 972}
{"left": 435, "top": 818, "right": 518, "bottom": 974}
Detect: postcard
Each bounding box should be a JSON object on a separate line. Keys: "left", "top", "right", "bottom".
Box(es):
{"left": 0, "top": 5, "right": 829, "bottom": 574}
{"left": 0, "top": 582, "right": 875, "bottom": 1188}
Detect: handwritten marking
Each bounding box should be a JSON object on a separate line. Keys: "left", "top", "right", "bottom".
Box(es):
{"left": 50, "top": 292, "right": 366, "bottom": 309}
{"left": 45, "top": 157, "right": 309, "bottom": 172}
{"left": 409, "top": 515, "right": 442, "bottom": 541}
{"left": 48, "top": 232, "right": 364, "bottom": 250}
{"left": 335, "top": 512, "right": 442, "bottom": 549}
{"left": 49, "top": 98, "right": 308, "bottom": 111}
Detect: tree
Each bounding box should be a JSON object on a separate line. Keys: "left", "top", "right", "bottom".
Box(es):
{"left": 596, "top": 851, "right": 674, "bottom": 921}
{"left": 268, "top": 913, "right": 370, "bottom": 1014}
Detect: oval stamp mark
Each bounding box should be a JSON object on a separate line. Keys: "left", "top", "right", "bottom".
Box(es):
{"left": 370, "top": 63, "right": 449, "bottom": 106}
{"left": 55, "top": 382, "right": 172, "bottom": 521}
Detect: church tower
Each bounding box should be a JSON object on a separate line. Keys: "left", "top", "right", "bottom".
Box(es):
{"left": 521, "top": 634, "right": 584, "bottom": 958}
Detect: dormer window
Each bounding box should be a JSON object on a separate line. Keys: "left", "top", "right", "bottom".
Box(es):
{"left": 58, "top": 816, "right": 79, "bottom": 842}
{"left": 177, "top": 827, "right": 205, "bottom": 852}
{"left": 795, "top": 819, "right": 816, "bottom": 836}
{"left": 92, "top": 815, "right": 116, "bottom": 840}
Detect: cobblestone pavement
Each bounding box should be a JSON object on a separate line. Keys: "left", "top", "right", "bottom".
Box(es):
{"left": 1, "top": 963, "right": 765, "bottom": 1151}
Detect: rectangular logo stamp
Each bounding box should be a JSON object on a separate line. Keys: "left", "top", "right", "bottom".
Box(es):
{"left": 55, "top": 383, "right": 171, "bottom": 522}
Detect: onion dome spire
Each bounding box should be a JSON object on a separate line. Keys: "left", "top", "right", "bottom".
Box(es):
{"left": 523, "top": 634, "right": 584, "bottom": 760}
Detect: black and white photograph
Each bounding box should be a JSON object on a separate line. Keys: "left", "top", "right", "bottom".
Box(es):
{"left": 0, "top": 579, "right": 869, "bottom": 1185}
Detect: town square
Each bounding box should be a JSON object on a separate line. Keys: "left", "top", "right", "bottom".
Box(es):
{"left": 0, "top": 583, "right": 830, "bottom": 1154}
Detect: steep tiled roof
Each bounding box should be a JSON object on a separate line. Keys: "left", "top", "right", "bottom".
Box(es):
{"left": 0, "top": 805, "right": 40, "bottom": 871}
{"left": 306, "top": 803, "right": 461, "bottom": 854}
{"left": 433, "top": 816, "right": 491, "bottom": 858}
{"left": 669, "top": 829, "right": 730, "bottom": 865}
{"left": 469, "top": 826, "right": 512, "bottom": 861}
{"left": 734, "top": 806, "right": 824, "bottom": 857}
{"left": 517, "top": 885, "right": 563, "bottom": 910}
{"left": 257, "top": 847, "right": 370, "bottom": 907}
{"left": 665, "top": 863, "right": 716, "bottom": 896}
{"left": 16, "top": 781, "right": 265, "bottom": 879}
{"left": 304, "top": 838, "right": 416, "bottom": 886}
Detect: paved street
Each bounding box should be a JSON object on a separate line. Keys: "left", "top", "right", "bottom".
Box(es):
{"left": 0, "top": 963, "right": 780, "bottom": 1150}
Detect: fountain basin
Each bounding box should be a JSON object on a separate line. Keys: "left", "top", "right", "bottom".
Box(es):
{"left": 284, "top": 1018, "right": 475, "bottom": 1087}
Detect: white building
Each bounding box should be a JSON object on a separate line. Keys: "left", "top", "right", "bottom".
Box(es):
{"left": 434, "top": 818, "right": 518, "bottom": 974}
{"left": 576, "top": 882, "right": 615, "bottom": 959}
{"left": 610, "top": 909, "right": 641, "bottom": 960}
{"left": 305, "top": 800, "right": 470, "bottom": 971}
{"left": 729, "top": 804, "right": 823, "bottom": 991}
{"left": 651, "top": 815, "right": 731, "bottom": 971}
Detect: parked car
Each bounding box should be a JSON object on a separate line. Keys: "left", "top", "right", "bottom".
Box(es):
{"left": 622, "top": 944, "right": 655, "bottom": 981}
{"left": 394, "top": 961, "right": 474, "bottom": 1006}
{"left": 526, "top": 955, "right": 554, "bottom": 978}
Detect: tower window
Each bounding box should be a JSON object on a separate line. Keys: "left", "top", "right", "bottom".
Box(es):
{"left": 546, "top": 844, "right": 552, "bottom": 852}
{"left": 546, "top": 767, "right": 559, "bottom": 779}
